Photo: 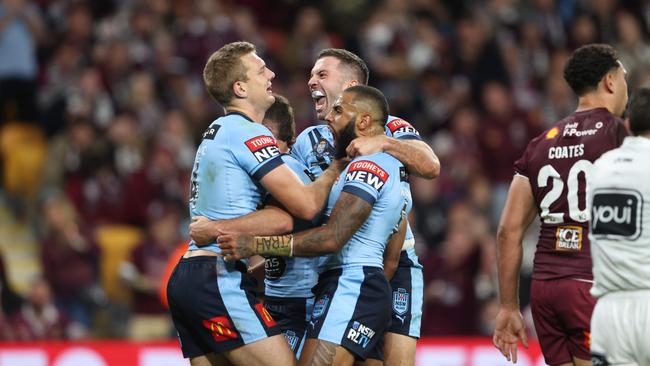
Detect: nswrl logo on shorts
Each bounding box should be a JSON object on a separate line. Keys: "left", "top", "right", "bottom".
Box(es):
{"left": 346, "top": 321, "right": 376, "bottom": 348}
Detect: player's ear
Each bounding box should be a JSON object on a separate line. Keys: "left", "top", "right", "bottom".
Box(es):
{"left": 603, "top": 72, "right": 616, "bottom": 94}
{"left": 345, "top": 80, "right": 359, "bottom": 89}
{"left": 233, "top": 80, "right": 247, "bottom": 98}
{"left": 358, "top": 112, "right": 372, "bottom": 130}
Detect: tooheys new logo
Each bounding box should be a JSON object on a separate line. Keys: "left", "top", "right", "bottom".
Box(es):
{"left": 591, "top": 188, "right": 643, "bottom": 240}
{"left": 245, "top": 135, "right": 280, "bottom": 163}
{"left": 345, "top": 160, "right": 389, "bottom": 191}
{"left": 387, "top": 119, "right": 419, "bottom": 136}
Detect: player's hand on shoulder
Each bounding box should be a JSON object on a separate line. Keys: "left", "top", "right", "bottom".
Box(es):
{"left": 217, "top": 234, "right": 255, "bottom": 261}
{"left": 189, "top": 216, "right": 221, "bottom": 245}
{"left": 346, "top": 134, "right": 389, "bottom": 158}
{"left": 493, "top": 306, "right": 528, "bottom": 364}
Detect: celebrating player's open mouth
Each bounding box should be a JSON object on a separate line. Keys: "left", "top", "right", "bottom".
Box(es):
{"left": 312, "top": 89, "right": 327, "bottom": 116}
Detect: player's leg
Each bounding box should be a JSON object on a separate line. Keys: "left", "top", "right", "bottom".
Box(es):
{"left": 384, "top": 249, "right": 422, "bottom": 366}
{"left": 383, "top": 332, "right": 417, "bottom": 366}
{"left": 190, "top": 353, "right": 232, "bottom": 366}
{"left": 223, "top": 334, "right": 296, "bottom": 366}
{"left": 299, "top": 339, "right": 355, "bottom": 366}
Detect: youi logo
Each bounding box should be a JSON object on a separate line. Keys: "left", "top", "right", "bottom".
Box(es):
{"left": 591, "top": 188, "right": 643, "bottom": 240}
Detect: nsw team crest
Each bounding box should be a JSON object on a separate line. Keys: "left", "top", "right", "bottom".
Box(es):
{"left": 283, "top": 330, "right": 299, "bottom": 351}
{"left": 312, "top": 295, "right": 330, "bottom": 318}
{"left": 392, "top": 288, "right": 409, "bottom": 315}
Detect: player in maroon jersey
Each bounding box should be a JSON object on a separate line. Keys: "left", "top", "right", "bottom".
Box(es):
{"left": 493, "top": 44, "right": 629, "bottom": 366}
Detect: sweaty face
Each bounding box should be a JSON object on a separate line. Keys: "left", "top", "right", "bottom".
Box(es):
{"left": 308, "top": 56, "right": 351, "bottom": 121}
{"left": 240, "top": 52, "right": 276, "bottom": 110}
{"left": 325, "top": 92, "right": 358, "bottom": 158}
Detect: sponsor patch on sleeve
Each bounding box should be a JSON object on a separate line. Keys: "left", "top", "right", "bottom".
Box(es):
{"left": 387, "top": 119, "right": 420, "bottom": 136}
{"left": 345, "top": 160, "right": 389, "bottom": 191}
{"left": 245, "top": 135, "right": 281, "bottom": 163}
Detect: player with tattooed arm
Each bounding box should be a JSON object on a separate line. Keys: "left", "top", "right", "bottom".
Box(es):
{"left": 218, "top": 85, "right": 412, "bottom": 366}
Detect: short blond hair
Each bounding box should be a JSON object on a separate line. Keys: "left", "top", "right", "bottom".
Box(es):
{"left": 203, "top": 41, "right": 256, "bottom": 105}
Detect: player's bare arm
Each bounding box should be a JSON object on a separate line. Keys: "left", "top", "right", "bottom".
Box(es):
{"left": 493, "top": 175, "right": 537, "bottom": 364}
{"left": 261, "top": 158, "right": 346, "bottom": 220}
{"left": 346, "top": 135, "right": 440, "bottom": 179}
{"left": 218, "top": 191, "right": 372, "bottom": 260}
{"left": 383, "top": 219, "right": 407, "bottom": 280}
{"left": 189, "top": 204, "right": 293, "bottom": 245}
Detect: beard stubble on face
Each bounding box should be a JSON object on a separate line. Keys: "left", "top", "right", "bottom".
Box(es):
{"left": 335, "top": 119, "right": 358, "bottom": 159}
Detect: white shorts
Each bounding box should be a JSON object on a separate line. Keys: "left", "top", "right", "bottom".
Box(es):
{"left": 591, "top": 290, "right": 650, "bottom": 366}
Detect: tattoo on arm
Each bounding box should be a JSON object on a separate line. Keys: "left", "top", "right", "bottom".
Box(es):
{"left": 252, "top": 235, "right": 293, "bottom": 256}
{"left": 293, "top": 192, "right": 372, "bottom": 256}
{"left": 310, "top": 340, "right": 337, "bottom": 366}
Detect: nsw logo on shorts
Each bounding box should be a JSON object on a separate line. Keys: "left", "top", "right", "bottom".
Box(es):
{"left": 591, "top": 188, "right": 643, "bottom": 240}
{"left": 283, "top": 330, "right": 299, "bottom": 351}
{"left": 392, "top": 288, "right": 409, "bottom": 317}
{"left": 555, "top": 225, "right": 583, "bottom": 251}
{"left": 312, "top": 295, "right": 329, "bottom": 319}
{"left": 386, "top": 119, "right": 419, "bottom": 136}
{"left": 346, "top": 321, "right": 376, "bottom": 349}
{"left": 245, "top": 135, "right": 280, "bottom": 163}
{"left": 345, "top": 160, "right": 389, "bottom": 191}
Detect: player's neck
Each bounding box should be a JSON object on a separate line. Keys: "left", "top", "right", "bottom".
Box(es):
{"left": 226, "top": 103, "right": 265, "bottom": 123}
{"left": 575, "top": 94, "right": 615, "bottom": 115}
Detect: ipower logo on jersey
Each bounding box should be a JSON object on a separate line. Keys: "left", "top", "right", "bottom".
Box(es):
{"left": 591, "top": 188, "right": 643, "bottom": 240}
{"left": 563, "top": 121, "right": 603, "bottom": 137}
{"left": 346, "top": 321, "right": 376, "bottom": 348}
{"left": 246, "top": 135, "right": 280, "bottom": 163}
{"left": 555, "top": 225, "right": 583, "bottom": 251}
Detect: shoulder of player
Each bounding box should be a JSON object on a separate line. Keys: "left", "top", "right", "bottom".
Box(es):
{"left": 348, "top": 153, "right": 403, "bottom": 179}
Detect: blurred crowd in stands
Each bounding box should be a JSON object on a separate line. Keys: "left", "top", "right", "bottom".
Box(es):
{"left": 1, "top": 0, "right": 649, "bottom": 341}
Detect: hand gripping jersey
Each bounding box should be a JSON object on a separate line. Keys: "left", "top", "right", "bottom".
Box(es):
{"left": 514, "top": 108, "right": 628, "bottom": 280}
{"left": 589, "top": 136, "right": 650, "bottom": 297}
{"left": 187, "top": 112, "right": 284, "bottom": 254}
{"left": 290, "top": 116, "right": 421, "bottom": 246}
{"left": 318, "top": 153, "right": 413, "bottom": 270}
{"left": 264, "top": 154, "right": 320, "bottom": 298}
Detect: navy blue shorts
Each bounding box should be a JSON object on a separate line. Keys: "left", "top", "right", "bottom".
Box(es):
{"left": 306, "top": 266, "right": 391, "bottom": 361}
{"left": 264, "top": 296, "right": 314, "bottom": 355}
{"left": 167, "top": 256, "right": 281, "bottom": 358}
{"left": 387, "top": 248, "right": 423, "bottom": 338}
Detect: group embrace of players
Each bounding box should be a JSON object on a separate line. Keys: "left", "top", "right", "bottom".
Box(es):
{"left": 167, "top": 40, "right": 650, "bottom": 366}
{"left": 166, "top": 42, "right": 439, "bottom": 366}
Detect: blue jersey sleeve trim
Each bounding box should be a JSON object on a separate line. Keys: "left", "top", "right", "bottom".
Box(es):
{"left": 252, "top": 155, "right": 284, "bottom": 181}
{"left": 342, "top": 185, "right": 376, "bottom": 206}
{"left": 395, "top": 134, "right": 422, "bottom": 141}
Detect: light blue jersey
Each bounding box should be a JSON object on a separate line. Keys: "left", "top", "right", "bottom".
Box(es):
{"left": 264, "top": 154, "right": 320, "bottom": 298}
{"left": 187, "top": 112, "right": 284, "bottom": 253}
{"left": 291, "top": 115, "right": 422, "bottom": 242}
{"left": 318, "top": 153, "right": 412, "bottom": 270}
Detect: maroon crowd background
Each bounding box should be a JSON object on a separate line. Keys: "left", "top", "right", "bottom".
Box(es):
{"left": 1, "top": 0, "right": 649, "bottom": 340}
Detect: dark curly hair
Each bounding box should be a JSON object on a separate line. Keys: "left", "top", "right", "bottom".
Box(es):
{"left": 628, "top": 88, "right": 650, "bottom": 136}
{"left": 564, "top": 44, "right": 620, "bottom": 97}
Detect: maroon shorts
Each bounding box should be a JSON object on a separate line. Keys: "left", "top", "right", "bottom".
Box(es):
{"left": 530, "top": 278, "right": 595, "bottom": 365}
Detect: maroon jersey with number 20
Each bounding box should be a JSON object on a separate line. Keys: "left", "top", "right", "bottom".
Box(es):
{"left": 514, "top": 108, "right": 628, "bottom": 280}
